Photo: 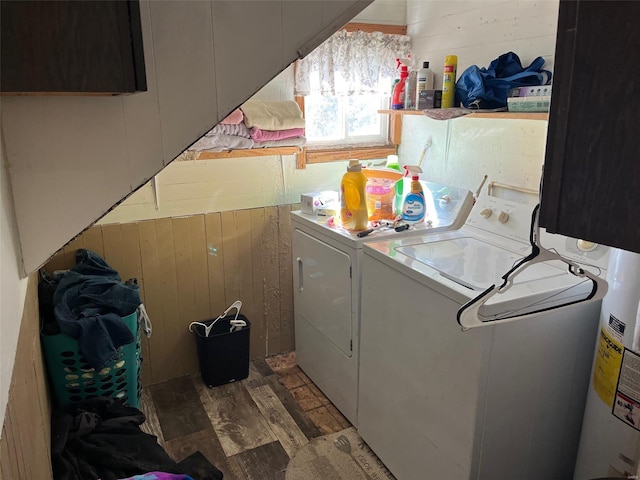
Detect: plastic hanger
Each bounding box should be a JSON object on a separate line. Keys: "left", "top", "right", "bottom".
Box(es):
{"left": 457, "top": 204, "right": 608, "bottom": 330}
{"left": 189, "top": 300, "right": 243, "bottom": 337}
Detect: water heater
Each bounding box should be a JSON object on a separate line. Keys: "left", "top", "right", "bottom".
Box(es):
{"left": 574, "top": 248, "right": 640, "bottom": 479}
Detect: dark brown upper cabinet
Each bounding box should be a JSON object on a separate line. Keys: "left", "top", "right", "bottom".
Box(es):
{"left": 540, "top": 0, "right": 640, "bottom": 253}
{"left": 1, "top": 0, "right": 146, "bottom": 95}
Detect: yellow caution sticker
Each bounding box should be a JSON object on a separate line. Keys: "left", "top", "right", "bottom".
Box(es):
{"left": 593, "top": 327, "right": 624, "bottom": 407}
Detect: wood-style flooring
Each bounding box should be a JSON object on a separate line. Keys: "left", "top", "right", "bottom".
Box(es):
{"left": 140, "top": 351, "right": 358, "bottom": 479}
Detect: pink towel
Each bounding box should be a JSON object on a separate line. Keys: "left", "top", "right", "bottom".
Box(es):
{"left": 220, "top": 108, "right": 243, "bottom": 125}
{"left": 250, "top": 127, "right": 305, "bottom": 142}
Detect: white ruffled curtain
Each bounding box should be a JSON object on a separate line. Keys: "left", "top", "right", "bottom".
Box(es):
{"left": 294, "top": 30, "right": 412, "bottom": 96}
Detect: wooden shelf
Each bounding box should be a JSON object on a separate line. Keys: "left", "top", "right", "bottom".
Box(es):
{"left": 195, "top": 146, "right": 303, "bottom": 160}
{"left": 378, "top": 109, "right": 548, "bottom": 120}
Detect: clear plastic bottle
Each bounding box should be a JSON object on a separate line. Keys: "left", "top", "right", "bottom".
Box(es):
{"left": 404, "top": 68, "right": 418, "bottom": 109}
{"left": 340, "top": 160, "right": 369, "bottom": 231}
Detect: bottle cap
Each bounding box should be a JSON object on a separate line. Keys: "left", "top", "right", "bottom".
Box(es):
{"left": 348, "top": 160, "right": 362, "bottom": 172}
{"left": 423, "top": 61, "right": 429, "bottom": 68}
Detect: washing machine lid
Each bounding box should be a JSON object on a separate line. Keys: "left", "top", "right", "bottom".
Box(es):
{"left": 395, "top": 236, "right": 567, "bottom": 291}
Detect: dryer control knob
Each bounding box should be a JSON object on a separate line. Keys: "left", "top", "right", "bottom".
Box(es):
{"left": 480, "top": 208, "right": 492, "bottom": 218}
{"left": 498, "top": 211, "right": 510, "bottom": 224}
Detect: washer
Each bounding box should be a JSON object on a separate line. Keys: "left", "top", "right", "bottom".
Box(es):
{"left": 357, "top": 193, "right": 610, "bottom": 480}
{"left": 291, "top": 181, "right": 473, "bottom": 425}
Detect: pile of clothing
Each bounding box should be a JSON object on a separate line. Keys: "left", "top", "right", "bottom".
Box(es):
{"left": 190, "top": 100, "right": 306, "bottom": 152}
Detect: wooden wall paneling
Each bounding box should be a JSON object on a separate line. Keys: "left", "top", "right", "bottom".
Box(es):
{"left": 278, "top": 205, "right": 295, "bottom": 353}
{"left": 249, "top": 208, "right": 267, "bottom": 358}
{"left": 154, "top": 218, "right": 182, "bottom": 381}
{"left": 221, "top": 211, "right": 241, "bottom": 307}
{"left": 172, "top": 216, "right": 200, "bottom": 376}
{"left": 189, "top": 215, "right": 212, "bottom": 323}
{"left": 262, "top": 206, "right": 281, "bottom": 356}
{"left": 62, "top": 225, "right": 105, "bottom": 266}
{"left": 234, "top": 210, "right": 254, "bottom": 346}
{"left": 138, "top": 220, "right": 164, "bottom": 384}
{"left": 100, "top": 223, "right": 153, "bottom": 385}
{"left": 205, "top": 212, "right": 227, "bottom": 320}
{"left": 0, "top": 275, "right": 53, "bottom": 479}
{"left": 0, "top": 423, "right": 20, "bottom": 480}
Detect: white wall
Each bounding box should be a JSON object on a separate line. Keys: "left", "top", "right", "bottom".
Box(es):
{"left": 396, "top": 0, "right": 558, "bottom": 196}
{"left": 0, "top": 115, "right": 29, "bottom": 430}
{"left": 399, "top": 115, "right": 548, "bottom": 197}
{"left": 1, "top": 0, "right": 372, "bottom": 275}
{"left": 407, "top": 0, "right": 559, "bottom": 89}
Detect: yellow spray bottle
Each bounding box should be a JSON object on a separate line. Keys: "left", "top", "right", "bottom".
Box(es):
{"left": 442, "top": 55, "right": 458, "bottom": 108}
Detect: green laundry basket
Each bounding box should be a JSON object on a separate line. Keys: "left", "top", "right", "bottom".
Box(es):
{"left": 41, "top": 311, "right": 142, "bottom": 408}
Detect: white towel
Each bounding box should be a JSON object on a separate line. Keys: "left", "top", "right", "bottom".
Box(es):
{"left": 241, "top": 101, "right": 305, "bottom": 130}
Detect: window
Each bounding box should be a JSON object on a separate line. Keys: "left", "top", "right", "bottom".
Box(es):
{"left": 295, "top": 26, "right": 410, "bottom": 163}
{"left": 304, "top": 93, "right": 389, "bottom": 146}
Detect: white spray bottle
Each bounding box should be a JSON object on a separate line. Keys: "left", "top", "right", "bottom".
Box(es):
{"left": 401, "top": 165, "right": 426, "bottom": 223}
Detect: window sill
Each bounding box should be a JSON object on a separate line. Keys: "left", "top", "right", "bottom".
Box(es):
{"left": 303, "top": 145, "right": 397, "bottom": 168}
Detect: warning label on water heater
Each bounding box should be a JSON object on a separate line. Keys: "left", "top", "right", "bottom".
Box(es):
{"left": 612, "top": 348, "right": 640, "bottom": 432}
{"left": 593, "top": 326, "right": 624, "bottom": 407}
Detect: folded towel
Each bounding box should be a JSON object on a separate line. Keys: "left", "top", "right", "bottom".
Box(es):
{"left": 190, "top": 134, "right": 254, "bottom": 152}
{"left": 250, "top": 127, "right": 305, "bottom": 142}
{"left": 253, "top": 136, "right": 307, "bottom": 148}
{"left": 241, "top": 100, "right": 305, "bottom": 130}
{"left": 220, "top": 108, "right": 244, "bottom": 125}
{"left": 207, "top": 123, "right": 251, "bottom": 138}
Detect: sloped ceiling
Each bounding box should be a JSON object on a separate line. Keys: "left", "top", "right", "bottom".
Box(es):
{"left": 1, "top": 0, "right": 373, "bottom": 275}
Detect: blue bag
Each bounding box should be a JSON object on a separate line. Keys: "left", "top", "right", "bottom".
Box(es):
{"left": 455, "top": 52, "right": 552, "bottom": 109}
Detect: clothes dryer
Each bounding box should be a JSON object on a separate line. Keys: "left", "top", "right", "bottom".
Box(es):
{"left": 357, "top": 193, "right": 610, "bottom": 479}
{"left": 291, "top": 182, "right": 473, "bottom": 425}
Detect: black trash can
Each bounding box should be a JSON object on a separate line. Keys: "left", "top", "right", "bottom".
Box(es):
{"left": 192, "top": 314, "right": 251, "bottom": 388}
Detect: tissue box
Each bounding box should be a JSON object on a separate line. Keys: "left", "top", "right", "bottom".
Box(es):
{"left": 301, "top": 191, "right": 339, "bottom": 215}
{"left": 417, "top": 89, "right": 442, "bottom": 109}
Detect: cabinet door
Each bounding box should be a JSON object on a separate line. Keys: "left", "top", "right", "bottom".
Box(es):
{"left": 1, "top": 0, "right": 146, "bottom": 94}
{"left": 540, "top": 0, "right": 640, "bottom": 253}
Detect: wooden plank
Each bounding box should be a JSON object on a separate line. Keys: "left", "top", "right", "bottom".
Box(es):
{"left": 343, "top": 22, "right": 407, "bottom": 35}
{"left": 195, "top": 378, "right": 277, "bottom": 456}
{"left": 204, "top": 212, "right": 227, "bottom": 319}
{"left": 278, "top": 205, "right": 295, "bottom": 353}
{"left": 164, "top": 428, "right": 245, "bottom": 480}
{"left": 6, "top": 411, "right": 25, "bottom": 479}
{"left": 305, "top": 145, "right": 396, "bottom": 164}
{"left": 264, "top": 374, "right": 322, "bottom": 440}
{"left": 155, "top": 218, "right": 182, "bottom": 380}
{"left": 262, "top": 206, "right": 281, "bottom": 355}
{"left": 243, "top": 362, "right": 268, "bottom": 390}
{"left": 230, "top": 441, "right": 289, "bottom": 480}
{"left": 252, "top": 358, "right": 274, "bottom": 378}
{"left": 235, "top": 211, "right": 254, "bottom": 336}
{"left": 249, "top": 208, "right": 267, "bottom": 358}
{"left": 139, "top": 387, "right": 166, "bottom": 449}
{"left": 118, "top": 222, "right": 152, "bottom": 384}
{"left": 195, "top": 147, "right": 302, "bottom": 160}
{"left": 189, "top": 215, "right": 212, "bottom": 322}
{"left": 149, "top": 376, "right": 212, "bottom": 442}
{"left": 0, "top": 424, "right": 20, "bottom": 480}
{"left": 172, "top": 216, "right": 199, "bottom": 376}
{"left": 138, "top": 220, "right": 165, "bottom": 384}
{"left": 389, "top": 112, "right": 403, "bottom": 145}
{"left": 221, "top": 211, "right": 241, "bottom": 307}
{"left": 246, "top": 383, "right": 308, "bottom": 458}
